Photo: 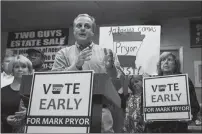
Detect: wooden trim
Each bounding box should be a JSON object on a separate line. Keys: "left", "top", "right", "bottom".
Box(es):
{"left": 194, "top": 61, "right": 202, "bottom": 87}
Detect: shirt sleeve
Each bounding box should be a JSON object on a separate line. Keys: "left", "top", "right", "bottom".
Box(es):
{"left": 113, "top": 51, "right": 120, "bottom": 66}
{"left": 52, "top": 49, "right": 68, "bottom": 71}
{"left": 52, "top": 48, "right": 78, "bottom": 71}
{"left": 113, "top": 52, "right": 125, "bottom": 78}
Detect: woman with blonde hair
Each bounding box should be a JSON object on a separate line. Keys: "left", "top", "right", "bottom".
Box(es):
{"left": 122, "top": 75, "right": 145, "bottom": 133}
{"left": 144, "top": 52, "right": 200, "bottom": 133}
{"left": 1, "top": 55, "right": 33, "bottom": 133}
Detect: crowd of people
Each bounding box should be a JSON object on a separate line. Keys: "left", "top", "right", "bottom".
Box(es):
{"left": 1, "top": 13, "right": 200, "bottom": 133}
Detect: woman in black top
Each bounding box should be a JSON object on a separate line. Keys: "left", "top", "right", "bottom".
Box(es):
{"left": 1, "top": 55, "right": 33, "bottom": 133}
{"left": 144, "top": 52, "right": 200, "bottom": 133}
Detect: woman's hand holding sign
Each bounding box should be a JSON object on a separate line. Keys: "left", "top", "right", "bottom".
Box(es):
{"left": 15, "top": 106, "right": 27, "bottom": 119}
{"left": 7, "top": 105, "right": 27, "bottom": 127}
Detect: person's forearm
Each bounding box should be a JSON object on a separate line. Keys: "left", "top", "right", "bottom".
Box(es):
{"left": 65, "top": 64, "right": 80, "bottom": 71}
{"left": 52, "top": 63, "right": 81, "bottom": 72}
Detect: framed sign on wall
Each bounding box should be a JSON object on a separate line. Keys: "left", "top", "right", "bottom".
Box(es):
{"left": 190, "top": 19, "right": 202, "bottom": 48}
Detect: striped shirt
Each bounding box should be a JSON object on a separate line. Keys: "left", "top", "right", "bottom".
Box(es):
{"left": 52, "top": 42, "right": 120, "bottom": 75}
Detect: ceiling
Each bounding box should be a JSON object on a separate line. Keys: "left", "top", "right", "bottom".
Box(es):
{"left": 1, "top": 1, "right": 201, "bottom": 32}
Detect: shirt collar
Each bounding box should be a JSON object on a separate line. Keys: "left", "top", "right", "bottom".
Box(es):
{"left": 75, "top": 41, "right": 94, "bottom": 51}
{"left": 2, "top": 71, "right": 13, "bottom": 77}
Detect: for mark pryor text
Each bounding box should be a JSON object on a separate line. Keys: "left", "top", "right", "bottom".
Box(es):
{"left": 27, "top": 117, "right": 90, "bottom": 126}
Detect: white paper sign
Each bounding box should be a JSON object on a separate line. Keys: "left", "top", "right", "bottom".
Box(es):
{"left": 99, "top": 26, "right": 161, "bottom": 75}
{"left": 25, "top": 71, "right": 94, "bottom": 133}
{"left": 143, "top": 74, "right": 191, "bottom": 121}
